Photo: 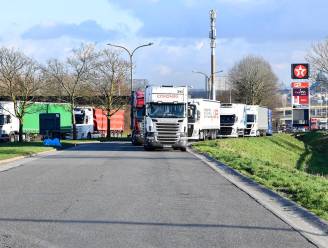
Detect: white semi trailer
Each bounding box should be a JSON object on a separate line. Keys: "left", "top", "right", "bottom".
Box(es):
{"left": 219, "top": 103, "right": 247, "bottom": 137}
{"left": 143, "top": 85, "right": 188, "bottom": 151}
{"left": 187, "top": 99, "right": 220, "bottom": 140}
{"left": 0, "top": 101, "right": 20, "bottom": 142}
{"left": 244, "top": 105, "right": 269, "bottom": 136}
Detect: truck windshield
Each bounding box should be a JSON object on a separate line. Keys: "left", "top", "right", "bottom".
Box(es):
{"left": 220, "top": 115, "right": 235, "bottom": 124}
{"left": 148, "top": 103, "right": 185, "bottom": 118}
{"left": 247, "top": 114, "right": 255, "bottom": 123}
{"left": 75, "top": 113, "right": 85, "bottom": 124}
{"left": 136, "top": 109, "right": 145, "bottom": 120}
{"left": 0, "top": 115, "right": 5, "bottom": 125}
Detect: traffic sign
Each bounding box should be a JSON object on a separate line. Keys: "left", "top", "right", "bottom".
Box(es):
{"left": 291, "top": 82, "right": 309, "bottom": 88}
{"left": 291, "top": 64, "right": 309, "bottom": 79}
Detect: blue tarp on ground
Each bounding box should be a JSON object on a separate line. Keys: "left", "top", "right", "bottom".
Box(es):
{"left": 43, "top": 138, "right": 62, "bottom": 147}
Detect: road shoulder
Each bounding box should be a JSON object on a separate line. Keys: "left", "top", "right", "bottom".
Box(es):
{"left": 188, "top": 147, "right": 328, "bottom": 248}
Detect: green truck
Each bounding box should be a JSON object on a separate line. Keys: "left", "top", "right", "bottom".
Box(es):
{"left": 0, "top": 101, "right": 72, "bottom": 141}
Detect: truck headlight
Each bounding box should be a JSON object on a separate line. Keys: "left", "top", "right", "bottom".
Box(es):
{"left": 179, "top": 132, "right": 187, "bottom": 137}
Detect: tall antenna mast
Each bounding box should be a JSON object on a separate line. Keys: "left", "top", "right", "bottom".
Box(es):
{"left": 209, "top": 10, "right": 217, "bottom": 100}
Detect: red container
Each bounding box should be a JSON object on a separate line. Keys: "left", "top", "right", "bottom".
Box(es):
{"left": 110, "top": 110, "right": 125, "bottom": 131}
{"left": 93, "top": 109, "right": 125, "bottom": 135}
{"left": 93, "top": 108, "right": 108, "bottom": 134}
{"left": 134, "top": 90, "right": 144, "bottom": 109}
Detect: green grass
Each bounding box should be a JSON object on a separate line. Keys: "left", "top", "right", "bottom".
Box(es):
{"left": 193, "top": 133, "right": 328, "bottom": 220}
{"left": 0, "top": 142, "right": 54, "bottom": 161}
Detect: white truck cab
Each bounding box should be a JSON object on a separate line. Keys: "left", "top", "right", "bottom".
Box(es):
{"left": 0, "top": 101, "right": 19, "bottom": 142}
{"left": 245, "top": 105, "right": 269, "bottom": 136}
{"left": 219, "top": 103, "right": 247, "bottom": 137}
{"left": 74, "top": 107, "right": 94, "bottom": 139}
{"left": 144, "top": 85, "right": 188, "bottom": 151}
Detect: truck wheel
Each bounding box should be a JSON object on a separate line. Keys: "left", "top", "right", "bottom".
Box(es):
{"left": 131, "top": 135, "right": 137, "bottom": 145}
{"left": 256, "top": 131, "right": 260, "bottom": 137}
{"left": 144, "top": 145, "right": 154, "bottom": 151}
{"left": 210, "top": 131, "right": 216, "bottom": 140}
{"left": 180, "top": 147, "right": 187, "bottom": 152}
{"left": 87, "top": 132, "right": 91, "bottom": 139}
{"left": 9, "top": 134, "right": 15, "bottom": 143}
{"left": 199, "top": 131, "right": 205, "bottom": 141}
{"left": 25, "top": 134, "right": 31, "bottom": 142}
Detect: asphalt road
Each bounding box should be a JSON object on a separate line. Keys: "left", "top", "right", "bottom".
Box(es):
{"left": 0, "top": 142, "right": 316, "bottom": 248}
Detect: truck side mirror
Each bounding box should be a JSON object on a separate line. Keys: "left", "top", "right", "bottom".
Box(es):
{"left": 188, "top": 108, "right": 192, "bottom": 118}
{"left": 197, "top": 110, "right": 201, "bottom": 120}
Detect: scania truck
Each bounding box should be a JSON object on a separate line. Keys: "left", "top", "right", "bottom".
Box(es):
{"left": 219, "top": 103, "right": 247, "bottom": 137}
{"left": 143, "top": 85, "right": 188, "bottom": 151}
{"left": 188, "top": 99, "right": 220, "bottom": 140}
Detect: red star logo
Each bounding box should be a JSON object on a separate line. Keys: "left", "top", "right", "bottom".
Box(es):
{"left": 294, "top": 65, "right": 307, "bottom": 79}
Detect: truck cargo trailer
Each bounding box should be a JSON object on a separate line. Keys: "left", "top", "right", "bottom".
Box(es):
{"left": 188, "top": 99, "right": 220, "bottom": 140}
{"left": 0, "top": 101, "right": 72, "bottom": 142}
{"left": 74, "top": 107, "right": 125, "bottom": 139}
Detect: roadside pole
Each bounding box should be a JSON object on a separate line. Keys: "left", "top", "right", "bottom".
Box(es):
{"left": 209, "top": 10, "right": 217, "bottom": 100}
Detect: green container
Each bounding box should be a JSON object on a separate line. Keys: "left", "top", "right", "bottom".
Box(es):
{"left": 23, "top": 102, "right": 72, "bottom": 134}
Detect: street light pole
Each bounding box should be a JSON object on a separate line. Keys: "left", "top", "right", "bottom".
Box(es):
{"left": 107, "top": 42, "right": 153, "bottom": 95}
{"left": 192, "top": 70, "right": 223, "bottom": 99}
{"left": 192, "top": 71, "right": 210, "bottom": 99}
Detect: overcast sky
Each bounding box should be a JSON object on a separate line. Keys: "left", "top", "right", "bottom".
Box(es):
{"left": 0, "top": 0, "right": 326, "bottom": 89}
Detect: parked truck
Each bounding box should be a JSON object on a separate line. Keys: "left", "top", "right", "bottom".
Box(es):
{"left": 74, "top": 107, "right": 125, "bottom": 139}
{"left": 244, "top": 105, "right": 269, "bottom": 136}
{"left": 0, "top": 101, "right": 72, "bottom": 142}
{"left": 187, "top": 99, "right": 220, "bottom": 140}
{"left": 267, "top": 109, "right": 273, "bottom": 135}
{"left": 131, "top": 90, "right": 145, "bottom": 145}
{"left": 219, "top": 103, "right": 247, "bottom": 137}
{"left": 143, "top": 85, "right": 188, "bottom": 151}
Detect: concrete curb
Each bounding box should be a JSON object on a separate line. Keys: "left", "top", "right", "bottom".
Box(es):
{"left": 188, "top": 147, "right": 328, "bottom": 248}
{"left": 0, "top": 149, "right": 56, "bottom": 165}
{"left": 0, "top": 149, "right": 58, "bottom": 173}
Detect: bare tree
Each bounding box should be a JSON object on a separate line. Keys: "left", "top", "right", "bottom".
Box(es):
{"left": 307, "top": 39, "right": 328, "bottom": 74}
{"left": 0, "top": 47, "right": 43, "bottom": 142}
{"left": 228, "top": 55, "right": 279, "bottom": 108}
{"left": 44, "top": 44, "right": 97, "bottom": 139}
{"left": 91, "top": 49, "right": 129, "bottom": 138}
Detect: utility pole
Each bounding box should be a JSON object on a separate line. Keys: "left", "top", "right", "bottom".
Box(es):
{"left": 209, "top": 10, "right": 217, "bottom": 100}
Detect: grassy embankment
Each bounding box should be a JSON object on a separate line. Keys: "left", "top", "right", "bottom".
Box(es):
{"left": 193, "top": 132, "right": 328, "bottom": 220}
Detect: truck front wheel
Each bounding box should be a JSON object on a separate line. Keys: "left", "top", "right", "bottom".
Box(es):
{"left": 9, "top": 133, "right": 15, "bottom": 142}
{"left": 144, "top": 145, "right": 154, "bottom": 151}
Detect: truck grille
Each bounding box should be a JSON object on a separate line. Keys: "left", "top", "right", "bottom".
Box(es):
{"left": 244, "top": 129, "right": 251, "bottom": 135}
{"left": 156, "top": 123, "right": 179, "bottom": 145}
{"left": 139, "top": 122, "right": 144, "bottom": 137}
{"left": 220, "top": 127, "right": 233, "bottom": 135}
